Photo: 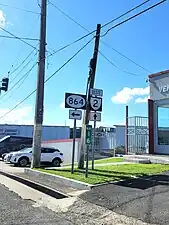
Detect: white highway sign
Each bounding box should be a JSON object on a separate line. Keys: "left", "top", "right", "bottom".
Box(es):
{"left": 90, "top": 88, "right": 103, "bottom": 97}
{"left": 65, "top": 93, "right": 86, "bottom": 110}
{"left": 69, "top": 110, "right": 82, "bottom": 120}
{"left": 89, "top": 97, "right": 102, "bottom": 112}
{"left": 89, "top": 112, "right": 101, "bottom": 122}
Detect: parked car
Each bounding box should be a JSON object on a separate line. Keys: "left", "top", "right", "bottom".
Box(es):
{"left": 4, "top": 152, "right": 15, "bottom": 163}
{"left": 9, "top": 147, "right": 64, "bottom": 167}
{"left": 0, "top": 135, "right": 33, "bottom": 157}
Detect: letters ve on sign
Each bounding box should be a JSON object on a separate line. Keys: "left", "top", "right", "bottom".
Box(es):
{"left": 65, "top": 93, "right": 86, "bottom": 110}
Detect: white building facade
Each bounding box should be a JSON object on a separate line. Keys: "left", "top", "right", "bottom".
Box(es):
{"left": 0, "top": 124, "right": 70, "bottom": 141}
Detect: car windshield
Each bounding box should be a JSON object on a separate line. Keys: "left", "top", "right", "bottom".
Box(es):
{"left": 18, "top": 148, "right": 32, "bottom": 153}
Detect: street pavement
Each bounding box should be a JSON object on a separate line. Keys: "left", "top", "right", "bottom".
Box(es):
{"left": 0, "top": 182, "right": 72, "bottom": 225}
{"left": 0, "top": 160, "right": 24, "bottom": 174}
{"left": 0, "top": 172, "right": 152, "bottom": 225}
{"left": 81, "top": 172, "right": 169, "bottom": 225}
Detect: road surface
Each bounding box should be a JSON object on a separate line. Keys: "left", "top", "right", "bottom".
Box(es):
{"left": 81, "top": 172, "right": 169, "bottom": 225}
{"left": 0, "top": 172, "right": 152, "bottom": 225}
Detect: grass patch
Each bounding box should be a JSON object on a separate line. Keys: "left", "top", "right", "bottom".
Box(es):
{"left": 38, "top": 164, "right": 169, "bottom": 185}
{"left": 89, "top": 157, "right": 123, "bottom": 165}
{"left": 65, "top": 157, "right": 123, "bottom": 167}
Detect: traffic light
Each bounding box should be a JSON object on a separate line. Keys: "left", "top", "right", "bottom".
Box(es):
{"left": 1, "top": 77, "right": 9, "bottom": 92}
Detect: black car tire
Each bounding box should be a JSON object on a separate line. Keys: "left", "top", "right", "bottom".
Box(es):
{"left": 18, "top": 157, "right": 29, "bottom": 167}
{"left": 52, "top": 158, "right": 61, "bottom": 167}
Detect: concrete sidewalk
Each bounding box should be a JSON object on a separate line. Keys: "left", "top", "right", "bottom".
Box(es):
{"left": 48, "top": 161, "right": 130, "bottom": 170}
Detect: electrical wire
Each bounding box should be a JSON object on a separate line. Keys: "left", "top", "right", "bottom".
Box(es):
{"left": 48, "top": 0, "right": 151, "bottom": 73}
{"left": 101, "top": 41, "right": 151, "bottom": 73}
{"left": 0, "top": 38, "right": 93, "bottom": 119}
{"left": 0, "top": 63, "right": 37, "bottom": 106}
{"left": 0, "top": 3, "right": 40, "bottom": 15}
{"left": 8, "top": 49, "right": 37, "bottom": 78}
{"left": 99, "top": 50, "right": 146, "bottom": 77}
{"left": 0, "top": 62, "right": 38, "bottom": 102}
{"left": 101, "top": 0, "right": 167, "bottom": 37}
{"left": 0, "top": 27, "right": 38, "bottom": 50}
{"left": 49, "top": 0, "right": 150, "bottom": 31}
{"left": 10, "top": 54, "right": 37, "bottom": 84}
{"left": 0, "top": 35, "right": 39, "bottom": 41}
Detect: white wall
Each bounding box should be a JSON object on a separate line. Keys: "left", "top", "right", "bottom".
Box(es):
{"left": 42, "top": 139, "right": 80, "bottom": 165}
{"left": 115, "top": 126, "right": 125, "bottom": 147}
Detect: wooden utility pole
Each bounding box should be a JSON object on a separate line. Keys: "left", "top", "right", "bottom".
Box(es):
{"left": 31, "top": 0, "right": 47, "bottom": 168}
{"left": 78, "top": 24, "right": 101, "bottom": 169}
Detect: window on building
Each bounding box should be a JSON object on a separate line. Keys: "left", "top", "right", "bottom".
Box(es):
{"left": 158, "top": 106, "right": 169, "bottom": 145}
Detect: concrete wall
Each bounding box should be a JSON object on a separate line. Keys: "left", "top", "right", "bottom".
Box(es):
{"left": 42, "top": 139, "right": 80, "bottom": 165}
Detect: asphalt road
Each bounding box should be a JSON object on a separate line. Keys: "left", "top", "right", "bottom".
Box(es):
{"left": 0, "top": 183, "right": 73, "bottom": 225}
{"left": 81, "top": 172, "right": 169, "bottom": 225}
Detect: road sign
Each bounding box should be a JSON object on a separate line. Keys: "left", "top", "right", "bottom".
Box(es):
{"left": 65, "top": 93, "right": 86, "bottom": 110}
{"left": 89, "top": 112, "right": 101, "bottom": 122}
{"left": 89, "top": 97, "right": 102, "bottom": 112}
{"left": 86, "top": 125, "right": 92, "bottom": 145}
{"left": 90, "top": 88, "right": 103, "bottom": 97}
{"left": 69, "top": 110, "right": 82, "bottom": 120}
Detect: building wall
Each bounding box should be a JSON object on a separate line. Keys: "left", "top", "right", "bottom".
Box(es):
{"left": 0, "top": 124, "right": 70, "bottom": 141}
{"left": 115, "top": 126, "right": 125, "bottom": 147}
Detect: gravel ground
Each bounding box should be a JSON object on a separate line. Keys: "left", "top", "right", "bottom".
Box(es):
{"left": 0, "top": 182, "right": 153, "bottom": 225}
{"left": 80, "top": 172, "right": 169, "bottom": 225}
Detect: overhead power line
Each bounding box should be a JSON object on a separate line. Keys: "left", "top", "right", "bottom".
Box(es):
{"left": 0, "top": 27, "right": 38, "bottom": 50}
{"left": 0, "top": 38, "right": 93, "bottom": 119}
{"left": 0, "top": 3, "right": 40, "bottom": 15}
{"left": 99, "top": 50, "right": 146, "bottom": 77}
{"left": 101, "top": 41, "right": 151, "bottom": 73}
{"left": 0, "top": 35, "right": 39, "bottom": 41}
{"left": 0, "top": 62, "right": 38, "bottom": 102}
{"left": 0, "top": 63, "right": 37, "bottom": 105}
{"left": 8, "top": 49, "right": 37, "bottom": 77}
{"left": 101, "top": 0, "right": 167, "bottom": 37}
{"left": 48, "top": 0, "right": 151, "bottom": 73}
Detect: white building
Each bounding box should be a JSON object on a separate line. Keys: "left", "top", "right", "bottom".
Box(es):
{"left": 0, "top": 124, "right": 70, "bottom": 141}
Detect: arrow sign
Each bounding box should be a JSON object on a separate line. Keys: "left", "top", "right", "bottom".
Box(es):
{"left": 89, "top": 112, "right": 101, "bottom": 122}
{"left": 69, "top": 110, "right": 82, "bottom": 120}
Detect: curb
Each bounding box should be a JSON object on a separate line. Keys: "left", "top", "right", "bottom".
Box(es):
{"left": 24, "top": 168, "right": 93, "bottom": 190}
{"left": 0, "top": 170, "right": 68, "bottom": 199}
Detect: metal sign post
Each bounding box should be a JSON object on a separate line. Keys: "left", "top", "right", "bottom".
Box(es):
{"left": 65, "top": 92, "right": 86, "bottom": 174}
{"left": 89, "top": 88, "right": 103, "bottom": 171}
{"left": 92, "top": 117, "right": 96, "bottom": 170}
{"left": 85, "top": 125, "right": 92, "bottom": 178}
{"left": 71, "top": 117, "right": 76, "bottom": 174}
{"left": 68, "top": 109, "right": 82, "bottom": 174}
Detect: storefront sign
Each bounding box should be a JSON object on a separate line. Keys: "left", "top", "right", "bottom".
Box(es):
{"left": 159, "top": 85, "right": 169, "bottom": 93}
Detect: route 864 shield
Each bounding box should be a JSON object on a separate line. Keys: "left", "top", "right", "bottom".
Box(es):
{"left": 89, "top": 97, "right": 102, "bottom": 112}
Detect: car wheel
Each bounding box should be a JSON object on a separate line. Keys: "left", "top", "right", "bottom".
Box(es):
{"left": 52, "top": 158, "right": 61, "bottom": 167}
{"left": 18, "top": 157, "right": 29, "bottom": 167}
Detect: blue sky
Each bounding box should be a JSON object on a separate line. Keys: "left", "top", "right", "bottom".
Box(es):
{"left": 0, "top": 0, "right": 168, "bottom": 127}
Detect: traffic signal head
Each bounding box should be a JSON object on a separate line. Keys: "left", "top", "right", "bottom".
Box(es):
{"left": 1, "top": 77, "right": 9, "bottom": 92}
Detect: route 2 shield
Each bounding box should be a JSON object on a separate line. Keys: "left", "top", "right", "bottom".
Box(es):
{"left": 89, "top": 97, "right": 102, "bottom": 112}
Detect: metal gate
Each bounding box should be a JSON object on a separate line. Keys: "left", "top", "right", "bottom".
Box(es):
{"left": 127, "top": 116, "right": 148, "bottom": 154}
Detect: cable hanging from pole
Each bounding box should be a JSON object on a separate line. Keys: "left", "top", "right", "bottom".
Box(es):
{"left": 0, "top": 37, "right": 93, "bottom": 120}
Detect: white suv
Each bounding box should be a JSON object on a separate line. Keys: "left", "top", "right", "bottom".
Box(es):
{"left": 10, "top": 147, "right": 64, "bottom": 167}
